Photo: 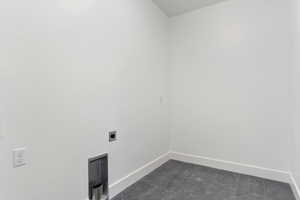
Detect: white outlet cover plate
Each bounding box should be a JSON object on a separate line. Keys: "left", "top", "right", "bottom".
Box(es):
{"left": 13, "top": 148, "right": 26, "bottom": 168}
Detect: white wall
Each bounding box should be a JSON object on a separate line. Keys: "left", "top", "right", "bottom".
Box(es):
{"left": 169, "top": 0, "right": 293, "bottom": 171}
{"left": 2, "top": 0, "right": 300, "bottom": 199}
{"left": 291, "top": 0, "right": 300, "bottom": 191}
{"left": 0, "top": 0, "right": 169, "bottom": 200}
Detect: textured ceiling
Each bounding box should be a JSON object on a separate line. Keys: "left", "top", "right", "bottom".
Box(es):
{"left": 152, "top": 0, "right": 228, "bottom": 17}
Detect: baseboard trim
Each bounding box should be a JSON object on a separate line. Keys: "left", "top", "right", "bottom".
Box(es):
{"left": 84, "top": 151, "right": 300, "bottom": 200}
{"left": 289, "top": 173, "right": 300, "bottom": 200}
{"left": 108, "top": 152, "right": 170, "bottom": 198}
{"left": 169, "top": 151, "right": 291, "bottom": 183}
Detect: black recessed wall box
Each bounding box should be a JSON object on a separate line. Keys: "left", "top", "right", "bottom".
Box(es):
{"left": 88, "top": 154, "right": 108, "bottom": 200}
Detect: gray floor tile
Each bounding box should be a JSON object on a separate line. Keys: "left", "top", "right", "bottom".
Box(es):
{"left": 236, "top": 175, "right": 265, "bottom": 197}
{"left": 215, "top": 169, "right": 240, "bottom": 189}
{"left": 227, "top": 194, "right": 264, "bottom": 200}
{"left": 264, "top": 180, "right": 295, "bottom": 200}
{"left": 111, "top": 160, "right": 296, "bottom": 200}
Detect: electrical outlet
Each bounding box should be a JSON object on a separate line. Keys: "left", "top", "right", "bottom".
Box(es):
{"left": 13, "top": 148, "right": 26, "bottom": 168}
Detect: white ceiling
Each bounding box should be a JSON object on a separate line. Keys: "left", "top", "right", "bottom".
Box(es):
{"left": 152, "top": 0, "right": 228, "bottom": 17}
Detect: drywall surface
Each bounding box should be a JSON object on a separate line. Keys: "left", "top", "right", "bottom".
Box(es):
{"left": 291, "top": 0, "right": 300, "bottom": 192}
{"left": 0, "top": 0, "right": 169, "bottom": 200}
{"left": 152, "top": 0, "right": 229, "bottom": 17}
{"left": 169, "top": 0, "right": 292, "bottom": 171}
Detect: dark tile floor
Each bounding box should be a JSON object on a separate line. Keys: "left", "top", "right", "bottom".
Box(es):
{"left": 112, "top": 160, "right": 296, "bottom": 200}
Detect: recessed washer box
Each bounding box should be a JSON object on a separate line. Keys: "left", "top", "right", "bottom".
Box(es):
{"left": 88, "top": 153, "right": 108, "bottom": 200}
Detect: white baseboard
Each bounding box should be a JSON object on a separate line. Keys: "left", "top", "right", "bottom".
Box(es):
{"left": 169, "top": 151, "right": 291, "bottom": 183}
{"left": 289, "top": 173, "right": 300, "bottom": 200}
{"left": 170, "top": 151, "right": 300, "bottom": 200}
{"left": 84, "top": 151, "right": 300, "bottom": 200}
{"left": 108, "top": 152, "right": 170, "bottom": 198}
